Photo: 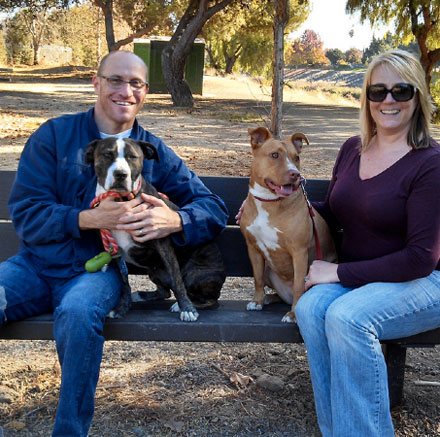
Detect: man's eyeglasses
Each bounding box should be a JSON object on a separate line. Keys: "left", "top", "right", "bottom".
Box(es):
{"left": 366, "top": 83, "right": 415, "bottom": 102}
{"left": 99, "top": 75, "right": 148, "bottom": 90}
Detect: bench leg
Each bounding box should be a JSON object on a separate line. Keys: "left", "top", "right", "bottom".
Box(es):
{"left": 384, "top": 343, "right": 407, "bottom": 408}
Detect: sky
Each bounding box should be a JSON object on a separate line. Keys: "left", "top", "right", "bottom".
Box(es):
{"left": 289, "top": 0, "right": 394, "bottom": 52}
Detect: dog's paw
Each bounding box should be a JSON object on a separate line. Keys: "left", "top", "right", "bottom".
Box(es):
{"left": 170, "top": 302, "right": 199, "bottom": 321}
{"left": 107, "top": 310, "right": 122, "bottom": 319}
{"left": 247, "top": 301, "right": 263, "bottom": 311}
{"left": 180, "top": 310, "right": 199, "bottom": 322}
{"left": 281, "top": 311, "right": 295, "bottom": 323}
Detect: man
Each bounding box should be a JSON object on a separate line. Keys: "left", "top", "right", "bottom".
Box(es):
{"left": 0, "top": 50, "right": 228, "bottom": 436}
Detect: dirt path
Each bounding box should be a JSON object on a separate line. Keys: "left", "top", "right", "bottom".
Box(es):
{"left": 1, "top": 72, "right": 440, "bottom": 436}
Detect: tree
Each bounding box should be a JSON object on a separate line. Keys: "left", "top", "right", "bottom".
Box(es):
{"left": 325, "top": 48, "right": 345, "bottom": 67}
{"left": 0, "top": 0, "right": 77, "bottom": 64}
{"left": 202, "top": 0, "right": 309, "bottom": 76}
{"left": 50, "top": 3, "right": 102, "bottom": 66}
{"left": 161, "top": 0, "right": 233, "bottom": 108}
{"left": 361, "top": 33, "right": 394, "bottom": 64}
{"left": 0, "top": 29, "right": 7, "bottom": 64}
{"left": 345, "top": 47, "right": 362, "bottom": 64}
{"left": 271, "top": 0, "right": 289, "bottom": 139}
{"left": 346, "top": 0, "right": 440, "bottom": 87}
{"left": 3, "top": 10, "right": 37, "bottom": 64}
{"left": 92, "top": 0, "right": 176, "bottom": 52}
{"left": 285, "top": 29, "right": 328, "bottom": 66}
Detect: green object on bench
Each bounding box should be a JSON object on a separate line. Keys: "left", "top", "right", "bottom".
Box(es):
{"left": 0, "top": 170, "right": 439, "bottom": 409}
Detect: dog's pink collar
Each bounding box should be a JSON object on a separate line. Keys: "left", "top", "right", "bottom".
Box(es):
{"left": 251, "top": 194, "right": 285, "bottom": 202}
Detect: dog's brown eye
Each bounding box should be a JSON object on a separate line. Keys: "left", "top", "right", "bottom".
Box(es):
{"left": 104, "top": 152, "right": 113, "bottom": 159}
{"left": 271, "top": 152, "right": 279, "bottom": 159}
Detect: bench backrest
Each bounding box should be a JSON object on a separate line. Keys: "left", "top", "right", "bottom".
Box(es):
{"left": 0, "top": 170, "right": 330, "bottom": 276}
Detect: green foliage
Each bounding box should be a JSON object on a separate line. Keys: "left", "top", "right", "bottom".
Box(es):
{"left": 0, "top": 29, "right": 7, "bottom": 64}
{"left": 3, "top": 11, "right": 34, "bottom": 64}
{"left": 431, "top": 72, "right": 440, "bottom": 124}
{"left": 50, "top": 4, "right": 101, "bottom": 66}
{"left": 115, "top": 0, "right": 177, "bottom": 37}
{"left": 346, "top": 0, "right": 440, "bottom": 84}
{"left": 326, "top": 48, "right": 345, "bottom": 66}
{"left": 362, "top": 34, "right": 395, "bottom": 64}
{"left": 0, "top": 0, "right": 77, "bottom": 12}
{"left": 202, "top": 0, "right": 310, "bottom": 76}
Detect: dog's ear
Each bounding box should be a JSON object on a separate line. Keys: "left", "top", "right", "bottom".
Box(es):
{"left": 84, "top": 140, "right": 100, "bottom": 164}
{"left": 290, "top": 133, "right": 309, "bottom": 154}
{"left": 248, "top": 127, "right": 271, "bottom": 149}
{"left": 138, "top": 141, "right": 160, "bottom": 162}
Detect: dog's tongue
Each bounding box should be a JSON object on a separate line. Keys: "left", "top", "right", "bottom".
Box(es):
{"left": 267, "top": 181, "right": 293, "bottom": 196}
{"left": 277, "top": 184, "right": 294, "bottom": 196}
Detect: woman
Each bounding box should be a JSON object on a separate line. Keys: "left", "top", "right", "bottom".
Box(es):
{"left": 295, "top": 49, "right": 440, "bottom": 436}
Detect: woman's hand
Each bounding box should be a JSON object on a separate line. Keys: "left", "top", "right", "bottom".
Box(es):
{"left": 116, "top": 193, "right": 182, "bottom": 242}
{"left": 235, "top": 199, "right": 247, "bottom": 224}
{"left": 305, "top": 260, "right": 340, "bottom": 291}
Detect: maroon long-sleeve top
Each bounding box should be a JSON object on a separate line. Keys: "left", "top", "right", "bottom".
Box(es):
{"left": 314, "top": 136, "right": 440, "bottom": 287}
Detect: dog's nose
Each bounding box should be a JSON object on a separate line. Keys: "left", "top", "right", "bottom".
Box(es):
{"left": 288, "top": 170, "right": 300, "bottom": 181}
{"left": 114, "top": 170, "right": 128, "bottom": 181}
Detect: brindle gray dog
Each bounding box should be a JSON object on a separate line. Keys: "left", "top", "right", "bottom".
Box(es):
{"left": 85, "top": 137, "right": 225, "bottom": 321}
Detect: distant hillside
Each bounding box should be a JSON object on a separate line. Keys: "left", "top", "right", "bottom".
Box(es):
{"left": 285, "top": 68, "right": 365, "bottom": 88}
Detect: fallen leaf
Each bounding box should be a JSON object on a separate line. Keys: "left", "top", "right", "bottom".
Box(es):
{"left": 230, "top": 372, "right": 253, "bottom": 388}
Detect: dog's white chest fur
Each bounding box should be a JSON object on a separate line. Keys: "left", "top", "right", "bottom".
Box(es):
{"left": 112, "top": 230, "right": 133, "bottom": 252}
{"left": 246, "top": 201, "right": 281, "bottom": 264}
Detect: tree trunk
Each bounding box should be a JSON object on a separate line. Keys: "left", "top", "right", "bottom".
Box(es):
{"left": 162, "top": 44, "right": 194, "bottom": 107}
{"left": 161, "top": 0, "right": 233, "bottom": 107}
{"left": 223, "top": 43, "right": 242, "bottom": 75}
{"left": 409, "top": 2, "right": 440, "bottom": 89}
{"left": 94, "top": 0, "right": 115, "bottom": 52}
{"left": 270, "top": 0, "right": 289, "bottom": 139}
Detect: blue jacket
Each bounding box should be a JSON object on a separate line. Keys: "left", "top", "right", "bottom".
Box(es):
{"left": 8, "top": 108, "right": 228, "bottom": 278}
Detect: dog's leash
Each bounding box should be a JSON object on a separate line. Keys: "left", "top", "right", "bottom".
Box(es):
{"left": 300, "top": 178, "right": 323, "bottom": 261}
{"left": 248, "top": 177, "right": 323, "bottom": 260}
{"left": 90, "top": 190, "right": 137, "bottom": 256}
{"left": 85, "top": 182, "right": 142, "bottom": 273}
{"left": 85, "top": 181, "right": 170, "bottom": 273}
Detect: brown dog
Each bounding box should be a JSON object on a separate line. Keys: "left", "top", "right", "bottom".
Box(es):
{"left": 240, "top": 126, "right": 337, "bottom": 322}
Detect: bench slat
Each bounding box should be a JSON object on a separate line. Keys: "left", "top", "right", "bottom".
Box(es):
{"left": 0, "top": 171, "right": 15, "bottom": 219}
{"left": 0, "top": 299, "right": 302, "bottom": 342}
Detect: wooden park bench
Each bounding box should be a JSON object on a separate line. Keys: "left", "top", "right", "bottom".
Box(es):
{"left": 0, "top": 169, "right": 439, "bottom": 409}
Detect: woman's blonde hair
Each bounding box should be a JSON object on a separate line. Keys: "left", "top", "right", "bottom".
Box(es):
{"left": 359, "top": 49, "right": 435, "bottom": 150}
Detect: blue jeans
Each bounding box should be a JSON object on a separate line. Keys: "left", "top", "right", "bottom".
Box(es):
{"left": 295, "top": 271, "right": 440, "bottom": 437}
{"left": 0, "top": 254, "right": 122, "bottom": 437}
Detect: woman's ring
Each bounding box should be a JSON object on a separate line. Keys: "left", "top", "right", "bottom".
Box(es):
{"left": 304, "top": 276, "right": 309, "bottom": 282}
{"left": 138, "top": 229, "right": 144, "bottom": 236}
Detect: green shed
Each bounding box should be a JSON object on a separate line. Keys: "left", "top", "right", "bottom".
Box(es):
{"left": 134, "top": 37, "right": 205, "bottom": 95}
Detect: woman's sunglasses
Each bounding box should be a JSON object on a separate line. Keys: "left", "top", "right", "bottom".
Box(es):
{"left": 366, "top": 83, "right": 416, "bottom": 102}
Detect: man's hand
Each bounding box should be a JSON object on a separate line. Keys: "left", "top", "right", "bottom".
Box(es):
{"left": 79, "top": 196, "right": 143, "bottom": 230}
{"left": 116, "top": 193, "right": 182, "bottom": 242}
